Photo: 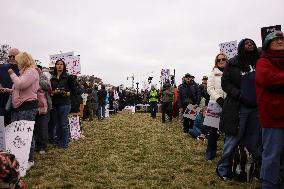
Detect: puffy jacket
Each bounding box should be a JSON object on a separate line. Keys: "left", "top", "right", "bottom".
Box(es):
{"left": 178, "top": 81, "right": 201, "bottom": 108}
{"left": 207, "top": 67, "right": 226, "bottom": 102}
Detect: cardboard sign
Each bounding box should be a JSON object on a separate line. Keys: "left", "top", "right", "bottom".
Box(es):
{"left": 65, "top": 55, "right": 81, "bottom": 76}
{"left": 261, "top": 25, "right": 281, "bottom": 45}
{"left": 203, "top": 101, "right": 222, "bottom": 129}
{"left": 124, "top": 106, "right": 135, "bottom": 114}
{"left": 69, "top": 115, "right": 81, "bottom": 140}
{"left": 183, "top": 104, "right": 201, "bottom": 120}
{"left": 4, "top": 120, "right": 35, "bottom": 177}
{"left": 219, "top": 40, "right": 238, "bottom": 59}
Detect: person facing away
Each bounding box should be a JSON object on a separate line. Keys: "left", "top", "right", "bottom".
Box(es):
{"left": 256, "top": 31, "right": 284, "bottom": 189}
{"left": 161, "top": 81, "right": 173, "bottom": 123}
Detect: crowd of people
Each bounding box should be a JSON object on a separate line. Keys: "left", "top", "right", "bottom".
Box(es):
{"left": 0, "top": 30, "right": 283, "bottom": 188}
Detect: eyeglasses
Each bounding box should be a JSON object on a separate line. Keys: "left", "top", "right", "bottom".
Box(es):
{"left": 217, "top": 58, "right": 226, "bottom": 63}
{"left": 8, "top": 55, "right": 15, "bottom": 58}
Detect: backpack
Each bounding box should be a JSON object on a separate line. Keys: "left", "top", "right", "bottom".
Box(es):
{"left": 37, "top": 72, "right": 52, "bottom": 115}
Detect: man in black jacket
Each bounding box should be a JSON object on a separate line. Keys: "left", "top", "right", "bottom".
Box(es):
{"left": 178, "top": 73, "right": 201, "bottom": 133}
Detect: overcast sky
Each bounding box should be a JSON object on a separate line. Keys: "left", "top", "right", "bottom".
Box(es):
{"left": 1, "top": 0, "right": 283, "bottom": 87}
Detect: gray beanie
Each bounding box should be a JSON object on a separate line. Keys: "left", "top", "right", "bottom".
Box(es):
{"left": 263, "top": 30, "right": 284, "bottom": 50}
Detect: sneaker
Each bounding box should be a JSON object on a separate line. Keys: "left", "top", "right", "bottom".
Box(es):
{"left": 39, "top": 150, "right": 46, "bottom": 155}
{"left": 26, "top": 161, "right": 34, "bottom": 171}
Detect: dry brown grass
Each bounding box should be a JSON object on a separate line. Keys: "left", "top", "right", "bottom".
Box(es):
{"left": 24, "top": 113, "right": 260, "bottom": 189}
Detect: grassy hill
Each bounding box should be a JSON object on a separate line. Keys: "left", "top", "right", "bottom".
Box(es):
{"left": 25, "top": 113, "right": 260, "bottom": 189}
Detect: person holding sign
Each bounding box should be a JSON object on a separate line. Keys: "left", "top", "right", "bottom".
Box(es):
{"left": 217, "top": 39, "right": 261, "bottom": 181}
{"left": 256, "top": 31, "right": 284, "bottom": 189}
{"left": 8, "top": 52, "right": 40, "bottom": 171}
{"left": 50, "top": 60, "right": 75, "bottom": 148}
{"left": 205, "top": 53, "right": 227, "bottom": 162}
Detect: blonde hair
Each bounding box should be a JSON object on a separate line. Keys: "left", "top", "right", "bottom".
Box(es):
{"left": 15, "top": 52, "right": 36, "bottom": 74}
{"left": 213, "top": 53, "right": 228, "bottom": 69}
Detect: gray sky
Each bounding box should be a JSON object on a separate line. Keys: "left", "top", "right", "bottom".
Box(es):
{"left": 1, "top": 0, "right": 283, "bottom": 87}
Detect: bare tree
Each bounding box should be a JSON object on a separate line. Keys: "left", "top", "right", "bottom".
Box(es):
{"left": 0, "top": 44, "right": 11, "bottom": 63}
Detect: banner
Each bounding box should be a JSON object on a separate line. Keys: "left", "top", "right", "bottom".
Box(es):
{"left": 4, "top": 120, "right": 35, "bottom": 177}
{"left": 203, "top": 101, "right": 222, "bottom": 129}
{"left": 261, "top": 25, "right": 281, "bottom": 45}
{"left": 0, "top": 116, "right": 5, "bottom": 150}
{"left": 69, "top": 115, "right": 81, "bottom": 140}
{"left": 183, "top": 104, "right": 201, "bottom": 120}
{"left": 219, "top": 40, "right": 238, "bottom": 59}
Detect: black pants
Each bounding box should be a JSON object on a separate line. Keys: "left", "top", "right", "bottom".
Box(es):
{"left": 149, "top": 101, "right": 157, "bottom": 118}
{"left": 162, "top": 102, "right": 173, "bottom": 122}
{"left": 35, "top": 112, "right": 50, "bottom": 151}
{"left": 183, "top": 117, "right": 194, "bottom": 133}
{"left": 205, "top": 127, "right": 218, "bottom": 160}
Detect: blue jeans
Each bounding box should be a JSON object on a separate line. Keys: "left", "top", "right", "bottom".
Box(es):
{"left": 98, "top": 103, "right": 106, "bottom": 119}
{"left": 217, "top": 106, "right": 261, "bottom": 177}
{"left": 11, "top": 108, "right": 37, "bottom": 162}
{"left": 261, "top": 128, "right": 284, "bottom": 189}
{"left": 53, "top": 104, "right": 71, "bottom": 148}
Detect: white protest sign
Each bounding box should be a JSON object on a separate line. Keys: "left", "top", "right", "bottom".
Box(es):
{"left": 4, "top": 120, "right": 35, "bottom": 177}
{"left": 69, "top": 115, "right": 81, "bottom": 140}
{"left": 203, "top": 101, "right": 222, "bottom": 129}
{"left": 219, "top": 40, "right": 238, "bottom": 59}
{"left": 183, "top": 104, "right": 201, "bottom": 120}
{"left": 49, "top": 52, "right": 74, "bottom": 67}
{"left": 124, "top": 106, "right": 135, "bottom": 114}
{"left": 0, "top": 116, "right": 5, "bottom": 150}
{"left": 65, "top": 55, "right": 81, "bottom": 76}
{"left": 160, "top": 69, "right": 170, "bottom": 85}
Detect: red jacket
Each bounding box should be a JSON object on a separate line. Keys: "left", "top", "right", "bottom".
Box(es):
{"left": 256, "top": 57, "right": 284, "bottom": 128}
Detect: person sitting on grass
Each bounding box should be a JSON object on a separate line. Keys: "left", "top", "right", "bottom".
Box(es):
{"left": 188, "top": 108, "right": 209, "bottom": 140}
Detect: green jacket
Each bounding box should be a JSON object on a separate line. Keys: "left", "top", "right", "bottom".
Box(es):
{"left": 161, "top": 87, "right": 173, "bottom": 102}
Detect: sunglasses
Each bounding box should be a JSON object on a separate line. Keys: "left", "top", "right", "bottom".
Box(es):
{"left": 217, "top": 58, "right": 226, "bottom": 63}
{"left": 8, "top": 55, "right": 15, "bottom": 58}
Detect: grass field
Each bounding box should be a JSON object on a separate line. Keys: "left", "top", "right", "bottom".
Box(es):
{"left": 25, "top": 113, "right": 260, "bottom": 189}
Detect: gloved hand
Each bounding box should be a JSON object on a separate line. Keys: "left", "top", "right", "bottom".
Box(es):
{"left": 216, "top": 97, "right": 224, "bottom": 107}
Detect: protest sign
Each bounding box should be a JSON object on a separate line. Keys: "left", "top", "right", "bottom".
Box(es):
{"left": 160, "top": 69, "right": 170, "bottom": 85}
{"left": 105, "top": 104, "right": 110, "bottom": 118}
{"left": 183, "top": 104, "right": 201, "bottom": 120}
{"left": 4, "top": 120, "right": 35, "bottom": 177}
{"left": 65, "top": 55, "right": 81, "bottom": 76}
{"left": 49, "top": 52, "right": 74, "bottom": 67}
{"left": 203, "top": 101, "right": 222, "bottom": 129}
{"left": 219, "top": 40, "right": 238, "bottom": 59}
{"left": 69, "top": 115, "right": 81, "bottom": 140}
{"left": 124, "top": 106, "right": 135, "bottom": 114}
{"left": 261, "top": 25, "right": 281, "bottom": 45}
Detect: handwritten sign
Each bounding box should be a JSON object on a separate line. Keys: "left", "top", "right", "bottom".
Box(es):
{"left": 261, "top": 25, "right": 281, "bottom": 45}
{"left": 219, "top": 40, "right": 238, "bottom": 59}
{"left": 69, "top": 115, "right": 81, "bottom": 140}
{"left": 203, "top": 101, "right": 222, "bottom": 129}
{"left": 65, "top": 55, "right": 81, "bottom": 76}
{"left": 183, "top": 104, "right": 201, "bottom": 120}
{"left": 4, "top": 120, "right": 35, "bottom": 177}
{"left": 161, "top": 69, "right": 170, "bottom": 85}
{"left": 49, "top": 52, "right": 74, "bottom": 67}
{"left": 0, "top": 116, "right": 5, "bottom": 150}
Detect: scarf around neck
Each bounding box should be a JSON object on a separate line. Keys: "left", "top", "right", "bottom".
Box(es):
{"left": 261, "top": 50, "right": 284, "bottom": 70}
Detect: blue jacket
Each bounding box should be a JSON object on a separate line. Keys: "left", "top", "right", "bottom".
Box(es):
{"left": 0, "top": 63, "right": 19, "bottom": 109}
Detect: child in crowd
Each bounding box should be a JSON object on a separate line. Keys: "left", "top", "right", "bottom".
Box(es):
{"left": 188, "top": 108, "right": 209, "bottom": 140}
